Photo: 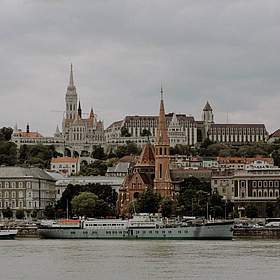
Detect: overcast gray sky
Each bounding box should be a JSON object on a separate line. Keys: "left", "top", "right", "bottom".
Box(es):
{"left": 1, "top": 0, "right": 280, "bottom": 135}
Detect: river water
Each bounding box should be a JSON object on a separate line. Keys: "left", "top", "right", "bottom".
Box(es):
{"left": 1, "top": 239, "right": 280, "bottom": 280}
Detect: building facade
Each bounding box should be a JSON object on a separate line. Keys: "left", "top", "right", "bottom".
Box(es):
{"left": 51, "top": 156, "right": 80, "bottom": 176}
{"left": 198, "top": 102, "right": 268, "bottom": 145}
{"left": 0, "top": 167, "right": 56, "bottom": 218}
{"left": 211, "top": 160, "right": 280, "bottom": 216}
{"left": 105, "top": 113, "right": 197, "bottom": 149}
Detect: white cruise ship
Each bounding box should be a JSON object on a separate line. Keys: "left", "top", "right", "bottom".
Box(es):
{"left": 38, "top": 214, "right": 233, "bottom": 240}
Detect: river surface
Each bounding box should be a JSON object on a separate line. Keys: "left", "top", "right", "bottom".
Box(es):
{"left": 1, "top": 239, "right": 280, "bottom": 280}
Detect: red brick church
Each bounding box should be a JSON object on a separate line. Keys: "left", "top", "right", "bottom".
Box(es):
{"left": 118, "top": 89, "right": 175, "bottom": 216}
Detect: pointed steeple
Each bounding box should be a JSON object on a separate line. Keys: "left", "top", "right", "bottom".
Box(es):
{"left": 89, "top": 107, "right": 94, "bottom": 118}
{"left": 78, "top": 100, "right": 82, "bottom": 118}
{"left": 156, "top": 86, "right": 169, "bottom": 145}
{"left": 67, "top": 63, "right": 76, "bottom": 92}
{"left": 203, "top": 101, "right": 212, "bottom": 111}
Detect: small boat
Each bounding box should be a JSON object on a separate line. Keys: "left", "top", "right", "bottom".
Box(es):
{"left": 0, "top": 225, "right": 18, "bottom": 239}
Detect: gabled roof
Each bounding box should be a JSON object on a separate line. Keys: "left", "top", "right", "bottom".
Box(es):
{"left": 135, "top": 143, "right": 155, "bottom": 166}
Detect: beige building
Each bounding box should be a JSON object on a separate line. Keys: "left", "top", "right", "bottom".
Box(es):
{"left": 0, "top": 167, "right": 56, "bottom": 218}
{"left": 51, "top": 156, "right": 80, "bottom": 176}
{"left": 211, "top": 161, "right": 280, "bottom": 215}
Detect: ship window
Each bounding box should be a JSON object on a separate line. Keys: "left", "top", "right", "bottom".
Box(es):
{"left": 71, "top": 232, "right": 75, "bottom": 234}
{"left": 178, "top": 231, "right": 181, "bottom": 234}
{"left": 143, "top": 231, "right": 146, "bottom": 234}
{"left": 155, "top": 231, "right": 159, "bottom": 234}
{"left": 184, "top": 231, "right": 188, "bottom": 234}
{"left": 162, "top": 231, "right": 165, "bottom": 234}
{"left": 119, "top": 231, "right": 122, "bottom": 234}
{"left": 149, "top": 231, "right": 153, "bottom": 234}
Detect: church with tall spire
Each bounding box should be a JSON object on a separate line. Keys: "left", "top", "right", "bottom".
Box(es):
{"left": 153, "top": 87, "right": 174, "bottom": 198}
{"left": 61, "top": 64, "right": 105, "bottom": 154}
{"left": 117, "top": 87, "right": 174, "bottom": 216}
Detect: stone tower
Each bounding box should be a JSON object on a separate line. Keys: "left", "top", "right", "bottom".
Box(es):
{"left": 154, "top": 87, "right": 174, "bottom": 198}
{"left": 65, "top": 64, "right": 78, "bottom": 120}
{"left": 202, "top": 101, "right": 214, "bottom": 138}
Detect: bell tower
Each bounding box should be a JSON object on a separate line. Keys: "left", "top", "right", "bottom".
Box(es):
{"left": 154, "top": 87, "right": 174, "bottom": 198}
{"left": 65, "top": 64, "right": 78, "bottom": 120}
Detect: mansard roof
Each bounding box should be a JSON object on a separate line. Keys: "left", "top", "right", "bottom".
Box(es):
{"left": 0, "top": 167, "right": 55, "bottom": 181}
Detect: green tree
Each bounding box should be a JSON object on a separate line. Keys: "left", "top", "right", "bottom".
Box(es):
{"left": 130, "top": 188, "right": 161, "bottom": 214}
{"left": 44, "top": 205, "right": 56, "bottom": 219}
{"left": 0, "top": 127, "right": 13, "bottom": 141}
{"left": 2, "top": 207, "right": 13, "bottom": 219}
{"left": 71, "top": 192, "right": 112, "bottom": 218}
{"left": 160, "top": 198, "right": 174, "bottom": 218}
{"left": 0, "top": 141, "right": 17, "bottom": 166}
{"left": 56, "top": 183, "right": 118, "bottom": 216}
{"left": 15, "top": 209, "right": 25, "bottom": 219}
{"left": 79, "top": 160, "right": 108, "bottom": 176}
{"left": 72, "top": 192, "right": 98, "bottom": 217}
{"left": 91, "top": 146, "right": 106, "bottom": 160}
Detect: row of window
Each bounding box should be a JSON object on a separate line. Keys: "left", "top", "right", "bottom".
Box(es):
{"left": 0, "top": 182, "right": 31, "bottom": 189}
{"left": 0, "top": 191, "right": 27, "bottom": 199}
{"left": 252, "top": 190, "right": 279, "bottom": 198}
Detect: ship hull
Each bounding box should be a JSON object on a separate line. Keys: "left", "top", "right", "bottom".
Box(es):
{"left": 0, "top": 230, "right": 18, "bottom": 240}
{"left": 38, "top": 222, "right": 233, "bottom": 240}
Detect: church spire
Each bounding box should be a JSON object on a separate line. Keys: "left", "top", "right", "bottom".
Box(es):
{"left": 156, "top": 86, "right": 169, "bottom": 145}
{"left": 154, "top": 86, "right": 173, "bottom": 199}
{"left": 67, "top": 63, "right": 76, "bottom": 91}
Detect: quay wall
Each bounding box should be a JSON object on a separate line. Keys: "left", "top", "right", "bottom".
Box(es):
{"left": 234, "top": 228, "right": 280, "bottom": 239}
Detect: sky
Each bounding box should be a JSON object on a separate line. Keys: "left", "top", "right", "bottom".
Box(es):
{"left": 1, "top": 0, "right": 280, "bottom": 136}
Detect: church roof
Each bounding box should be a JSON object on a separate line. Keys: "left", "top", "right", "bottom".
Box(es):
{"left": 135, "top": 143, "right": 155, "bottom": 166}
